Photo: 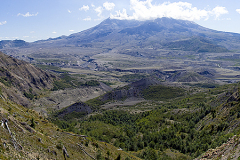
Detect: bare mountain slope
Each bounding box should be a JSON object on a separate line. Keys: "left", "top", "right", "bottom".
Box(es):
{"left": 0, "top": 51, "right": 56, "bottom": 107}
{"left": 30, "top": 17, "right": 240, "bottom": 51}
{"left": 3, "top": 17, "right": 240, "bottom": 52}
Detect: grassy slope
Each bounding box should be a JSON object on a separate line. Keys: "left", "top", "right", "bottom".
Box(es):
{"left": 0, "top": 97, "right": 139, "bottom": 160}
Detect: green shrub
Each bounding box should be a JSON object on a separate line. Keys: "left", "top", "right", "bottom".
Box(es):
{"left": 30, "top": 118, "right": 36, "bottom": 129}
{"left": 0, "top": 77, "right": 12, "bottom": 87}
{"left": 23, "top": 92, "right": 34, "bottom": 100}
{"left": 56, "top": 142, "right": 62, "bottom": 150}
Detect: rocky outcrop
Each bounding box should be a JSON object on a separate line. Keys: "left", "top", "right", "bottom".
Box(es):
{"left": 196, "top": 135, "right": 240, "bottom": 160}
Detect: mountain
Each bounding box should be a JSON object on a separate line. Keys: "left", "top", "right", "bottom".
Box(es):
{"left": 0, "top": 51, "right": 56, "bottom": 107}
{"left": 0, "top": 40, "right": 28, "bottom": 49}
{"left": 1, "top": 17, "right": 240, "bottom": 78}
{"left": 31, "top": 17, "right": 240, "bottom": 51}
{"left": 1, "top": 18, "right": 240, "bottom": 159}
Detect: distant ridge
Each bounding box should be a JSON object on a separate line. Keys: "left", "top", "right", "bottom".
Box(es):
{"left": 28, "top": 17, "right": 240, "bottom": 51}
{"left": 1, "top": 17, "right": 240, "bottom": 52}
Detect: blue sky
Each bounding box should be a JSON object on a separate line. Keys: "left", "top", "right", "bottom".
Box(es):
{"left": 1, "top": 0, "right": 240, "bottom": 42}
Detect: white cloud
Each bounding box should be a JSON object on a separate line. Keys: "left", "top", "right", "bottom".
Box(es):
{"left": 211, "top": 6, "right": 228, "bottom": 20}
{"left": 0, "top": 21, "right": 7, "bottom": 25}
{"left": 91, "top": 2, "right": 115, "bottom": 19}
{"left": 52, "top": 31, "right": 57, "bottom": 34}
{"left": 30, "top": 31, "right": 35, "bottom": 34}
{"left": 69, "top": 30, "right": 74, "bottom": 32}
{"left": 103, "top": 2, "right": 115, "bottom": 11}
{"left": 95, "top": 6, "right": 103, "bottom": 17}
{"left": 17, "top": 12, "right": 38, "bottom": 17}
{"left": 111, "top": 9, "right": 130, "bottom": 20}
{"left": 111, "top": 0, "right": 228, "bottom": 21}
{"left": 236, "top": 9, "right": 240, "bottom": 14}
{"left": 68, "top": 9, "right": 72, "bottom": 13}
{"left": 80, "top": 5, "right": 89, "bottom": 11}
{"left": 23, "top": 36, "right": 29, "bottom": 38}
{"left": 83, "top": 16, "right": 92, "bottom": 21}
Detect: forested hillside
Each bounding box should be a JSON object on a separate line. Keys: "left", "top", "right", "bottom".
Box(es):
{"left": 50, "top": 77, "right": 240, "bottom": 159}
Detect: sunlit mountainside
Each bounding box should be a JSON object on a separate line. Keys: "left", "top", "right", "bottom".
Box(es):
{"left": 1, "top": 17, "right": 240, "bottom": 159}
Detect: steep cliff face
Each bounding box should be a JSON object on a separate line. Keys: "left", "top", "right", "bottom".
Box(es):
{"left": 0, "top": 52, "right": 56, "bottom": 107}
